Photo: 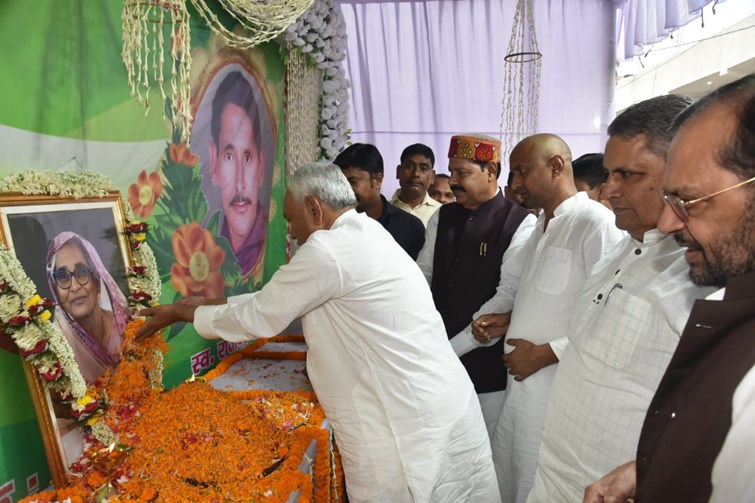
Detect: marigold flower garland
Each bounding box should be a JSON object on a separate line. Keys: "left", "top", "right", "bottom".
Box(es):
{"left": 22, "top": 325, "right": 344, "bottom": 502}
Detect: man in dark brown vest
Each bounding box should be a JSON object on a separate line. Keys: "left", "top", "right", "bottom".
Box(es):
{"left": 584, "top": 74, "right": 755, "bottom": 503}
{"left": 417, "top": 133, "right": 535, "bottom": 437}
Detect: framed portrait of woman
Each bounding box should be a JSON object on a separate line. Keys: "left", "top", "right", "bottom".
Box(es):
{"left": 0, "top": 192, "right": 133, "bottom": 484}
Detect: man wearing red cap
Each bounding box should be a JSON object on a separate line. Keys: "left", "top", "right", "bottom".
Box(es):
{"left": 417, "top": 133, "right": 536, "bottom": 436}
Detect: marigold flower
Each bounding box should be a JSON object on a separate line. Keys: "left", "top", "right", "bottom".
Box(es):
{"left": 37, "top": 310, "right": 52, "bottom": 323}
{"left": 170, "top": 222, "right": 226, "bottom": 298}
{"left": 26, "top": 294, "right": 42, "bottom": 307}
{"left": 169, "top": 142, "right": 199, "bottom": 167}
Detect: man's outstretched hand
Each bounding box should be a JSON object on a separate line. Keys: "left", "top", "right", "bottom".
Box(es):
{"left": 136, "top": 304, "right": 198, "bottom": 341}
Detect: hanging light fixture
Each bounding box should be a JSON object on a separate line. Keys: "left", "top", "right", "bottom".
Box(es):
{"left": 500, "top": 0, "right": 542, "bottom": 160}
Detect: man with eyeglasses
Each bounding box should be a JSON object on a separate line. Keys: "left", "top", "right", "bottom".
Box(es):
{"left": 584, "top": 74, "right": 755, "bottom": 503}
{"left": 525, "top": 95, "right": 716, "bottom": 503}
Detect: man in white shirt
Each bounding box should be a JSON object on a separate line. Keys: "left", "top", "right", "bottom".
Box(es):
{"left": 585, "top": 72, "right": 755, "bottom": 503}
{"left": 527, "top": 95, "right": 716, "bottom": 503}
{"left": 391, "top": 143, "right": 441, "bottom": 226}
{"left": 473, "top": 133, "right": 624, "bottom": 503}
{"left": 137, "top": 162, "right": 500, "bottom": 503}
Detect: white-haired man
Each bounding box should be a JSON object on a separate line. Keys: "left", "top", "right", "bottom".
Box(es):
{"left": 137, "top": 162, "right": 501, "bottom": 503}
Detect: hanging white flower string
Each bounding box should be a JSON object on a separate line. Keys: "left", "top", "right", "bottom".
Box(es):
{"left": 123, "top": 0, "right": 316, "bottom": 142}
{"left": 285, "top": 0, "right": 350, "bottom": 161}
{"left": 122, "top": 0, "right": 193, "bottom": 141}
{"left": 287, "top": 49, "right": 322, "bottom": 173}
{"left": 190, "top": 0, "right": 315, "bottom": 49}
{"left": 499, "top": 0, "right": 542, "bottom": 161}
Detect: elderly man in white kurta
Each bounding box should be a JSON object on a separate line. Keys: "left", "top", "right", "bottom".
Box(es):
{"left": 472, "top": 134, "right": 624, "bottom": 503}
{"left": 137, "top": 162, "right": 500, "bottom": 503}
{"left": 528, "top": 95, "right": 715, "bottom": 503}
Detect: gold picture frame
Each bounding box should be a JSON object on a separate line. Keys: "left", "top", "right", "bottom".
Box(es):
{"left": 0, "top": 191, "right": 133, "bottom": 487}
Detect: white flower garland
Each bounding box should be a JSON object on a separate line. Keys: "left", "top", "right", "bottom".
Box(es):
{"left": 0, "top": 250, "right": 87, "bottom": 398}
{"left": 285, "top": 0, "right": 350, "bottom": 160}
{"left": 0, "top": 171, "right": 118, "bottom": 198}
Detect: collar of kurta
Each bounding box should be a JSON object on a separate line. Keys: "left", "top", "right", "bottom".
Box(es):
{"left": 331, "top": 208, "right": 358, "bottom": 230}
{"left": 391, "top": 189, "right": 440, "bottom": 209}
{"left": 535, "top": 191, "right": 587, "bottom": 227}
{"left": 638, "top": 228, "right": 665, "bottom": 246}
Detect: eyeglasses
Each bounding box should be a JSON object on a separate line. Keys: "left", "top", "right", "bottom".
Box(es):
{"left": 53, "top": 265, "right": 92, "bottom": 289}
{"left": 661, "top": 175, "right": 755, "bottom": 222}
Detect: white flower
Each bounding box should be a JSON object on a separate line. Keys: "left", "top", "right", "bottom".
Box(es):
{"left": 13, "top": 322, "right": 46, "bottom": 351}
{"left": 0, "top": 293, "right": 22, "bottom": 323}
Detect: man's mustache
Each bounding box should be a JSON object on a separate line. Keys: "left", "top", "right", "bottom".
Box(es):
{"left": 450, "top": 184, "right": 466, "bottom": 192}
{"left": 674, "top": 232, "right": 703, "bottom": 251}
{"left": 230, "top": 194, "right": 253, "bottom": 206}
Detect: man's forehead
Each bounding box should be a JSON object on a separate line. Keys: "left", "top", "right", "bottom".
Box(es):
{"left": 402, "top": 154, "right": 432, "bottom": 165}
{"left": 604, "top": 134, "right": 661, "bottom": 169}
{"left": 448, "top": 158, "right": 479, "bottom": 170}
{"left": 665, "top": 106, "right": 735, "bottom": 187}
{"left": 341, "top": 166, "right": 370, "bottom": 177}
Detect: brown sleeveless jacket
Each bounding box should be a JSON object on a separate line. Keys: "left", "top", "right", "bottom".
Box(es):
{"left": 636, "top": 269, "right": 755, "bottom": 502}
{"left": 431, "top": 192, "right": 530, "bottom": 393}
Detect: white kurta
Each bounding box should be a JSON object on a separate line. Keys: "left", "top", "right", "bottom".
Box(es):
{"left": 491, "top": 192, "right": 624, "bottom": 503}
{"left": 194, "top": 209, "right": 500, "bottom": 503}
{"left": 710, "top": 362, "right": 755, "bottom": 503}
{"left": 527, "top": 230, "right": 714, "bottom": 503}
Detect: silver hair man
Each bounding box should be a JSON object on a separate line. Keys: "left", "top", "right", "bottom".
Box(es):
{"left": 287, "top": 162, "right": 357, "bottom": 210}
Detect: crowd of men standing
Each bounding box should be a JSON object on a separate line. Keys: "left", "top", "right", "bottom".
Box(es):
{"left": 138, "top": 74, "right": 755, "bottom": 502}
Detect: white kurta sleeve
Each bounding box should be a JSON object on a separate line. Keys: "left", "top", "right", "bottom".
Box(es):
{"left": 194, "top": 241, "right": 342, "bottom": 342}
{"left": 710, "top": 366, "right": 755, "bottom": 503}
{"left": 416, "top": 209, "right": 439, "bottom": 285}
{"left": 449, "top": 213, "right": 537, "bottom": 357}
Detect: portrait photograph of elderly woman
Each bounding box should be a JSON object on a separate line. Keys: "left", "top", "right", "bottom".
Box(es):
{"left": 1, "top": 202, "right": 132, "bottom": 466}
{"left": 46, "top": 231, "right": 129, "bottom": 383}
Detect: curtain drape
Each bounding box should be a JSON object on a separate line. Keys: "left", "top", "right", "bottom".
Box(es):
{"left": 339, "top": 0, "right": 617, "bottom": 195}
{"left": 616, "top": 0, "right": 720, "bottom": 60}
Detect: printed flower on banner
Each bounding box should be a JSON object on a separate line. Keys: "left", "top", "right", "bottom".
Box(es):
{"left": 170, "top": 222, "right": 226, "bottom": 298}
{"left": 128, "top": 170, "right": 164, "bottom": 219}
{"left": 169, "top": 142, "right": 199, "bottom": 167}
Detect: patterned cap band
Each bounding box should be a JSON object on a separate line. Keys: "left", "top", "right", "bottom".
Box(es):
{"left": 447, "top": 135, "right": 501, "bottom": 163}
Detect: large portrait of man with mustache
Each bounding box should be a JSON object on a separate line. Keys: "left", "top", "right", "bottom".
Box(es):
{"left": 192, "top": 61, "right": 275, "bottom": 280}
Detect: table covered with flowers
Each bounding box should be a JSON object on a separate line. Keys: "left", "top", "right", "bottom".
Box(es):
{"left": 21, "top": 326, "right": 343, "bottom": 503}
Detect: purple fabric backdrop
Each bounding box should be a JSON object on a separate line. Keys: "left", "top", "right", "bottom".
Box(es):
{"left": 337, "top": 0, "right": 717, "bottom": 196}
{"left": 339, "top": 0, "right": 617, "bottom": 195}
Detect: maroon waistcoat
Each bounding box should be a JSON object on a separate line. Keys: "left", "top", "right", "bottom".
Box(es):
{"left": 635, "top": 269, "right": 755, "bottom": 502}
{"left": 431, "top": 191, "right": 530, "bottom": 393}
